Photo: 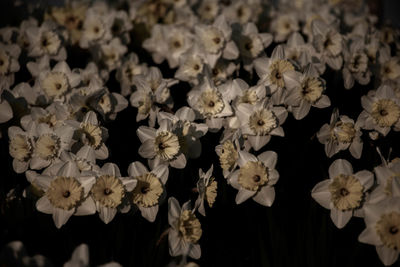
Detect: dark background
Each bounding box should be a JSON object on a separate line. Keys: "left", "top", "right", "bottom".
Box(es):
{"left": 1, "top": 1, "right": 400, "bottom": 266}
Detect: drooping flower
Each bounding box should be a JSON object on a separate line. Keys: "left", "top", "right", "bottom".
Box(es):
{"left": 168, "top": 197, "right": 202, "bottom": 259}
{"left": 194, "top": 165, "right": 217, "bottom": 216}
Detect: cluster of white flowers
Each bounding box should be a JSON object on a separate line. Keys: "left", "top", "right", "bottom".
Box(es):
{"left": 0, "top": 0, "right": 399, "bottom": 265}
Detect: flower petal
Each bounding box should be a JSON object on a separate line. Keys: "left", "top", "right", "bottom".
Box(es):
{"left": 253, "top": 186, "right": 275, "bottom": 207}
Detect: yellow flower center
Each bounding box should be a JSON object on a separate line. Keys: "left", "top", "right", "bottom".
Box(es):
{"left": 332, "top": 121, "right": 356, "bottom": 143}
{"left": 198, "top": 89, "right": 224, "bottom": 117}
{"left": 238, "top": 161, "right": 269, "bottom": 191}
{"left": 41, "top": 72, "right": 69, "bottom": 98}
{"left": 329, "top": 174, "right": 363, "bottom": 211}
{"left": 91, "top": 175, "right": 125, "bottom": 208}
{"left": 376, "top": 212, "right": 400, "bottom": 250}
{"left": 154, "top": 131, "right": 180, "bottom": 161}
{"left": 218, "top": 140, "right": 238, "bottom": 171}
{"left": 132, "top": 173, "right": 163, "bottom": 207}
{"left": 300, "top": 77, "right": 324, "bottom": 103}
{"left": 178, "top": 210, "right": 202, "bottom": 243}
{"left": 269, "top": 60, "right": 294, "bottom": 88}
{"left": 371, "top": 99, "right": 400, "bottom": 127}
{"left": 249, "top": 109, "right": 278, "bottom": 135}
{"left": 46, "top": 176, "right": 83, "bottom": 210}
{"left": 80, "top": 123, "right": 103, "bottom": 149}
{"left": 206, "top": 179, "right": 217, "bottom": 207}
{"left": 9, "top": 134, "right": 32, "bottom": 162}
{"left": 35, "top": 134, "right": 61, "bottom": 160}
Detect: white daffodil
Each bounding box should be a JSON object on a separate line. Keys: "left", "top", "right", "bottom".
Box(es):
{"left": 26, "top": 20, "right": 66, "bottom": 61}
{"left": 311, "top": 19, "right": 343, "bottom": 70}
{"left": 79, "top": 9, "right": 113, "bottom": 49}
{"left": 211, "top": 59, "right": 237, "bottom": 86}
{"left": 342, "top": 39, "right": 371, "bottom": 89}
{"left": 215, "top": 138, "right": 240, "bottom": 178}
{"left": 47, "top": 2, "right": 87, "bottom": 45}
{"left": 0, "top": 42, "right": 20, "bottom": 91}
{"left": 284, "top": 32, "right": 323, "bottom": 73}
{"left": 195, "top": 15, "right": 239, "bottom": 68}
{"left": 270, "top": 12, "right": 299, "bottom": 43}
{"left": 226, "top": 78, "right": 266, "bottom": 108}
{"left": 197, "top": 0, "right": 220, "bottom": 22}
{"left": 116, "top": 53, "right": 148, "bottom": 96}
{"left": 285, "top": 64, "right": 330, "bottom": 120}
{"left": 317, "top": 109, "right": 363, "bottom": 159}
{"left": 33, "top": 161, "right": 96, "bottom": 228}
{"left": 8, "top": 122, "right": 36, "bottom": 173}
{"left": 37, "top": 61, "right": 81, "bottom": 102}
{"left": 20, "top": 102, "right": 70, "bottom": 130}
{"left": 137, "top": 119, "right": 187, "bottom": 169}
{"left": 30, "top": 123, "right": 74, "bottom": 170}
{"left": 87, "top": 89, "right": 128, "bottom": 120}
{"left": 229, "top": 150, "right": 279, "bottom": 206}
{"left": 168, "top": 197, "right": 202, "bottom": 259}
{"left": 235, "top": 99, "right": 287, "bottom": 151}
{"left": 254, "top": 45, "right": 299, "bottom": 105}
{"left": 143, "top": 24, "right": 193, "bottom": 69}
{"left": 359, "top": 85, "right": 400, "bottom": 136}
{"left": 59, "top": 147, "right": 100, "bottom": 173}
{"left": 91, "top": 163, "right": 136, "bottom": 224}
{"left": 223, "top": 0, "right": 261, "bottom": 25}
{"left": 130, "top": 67, "right": 177, "bottom": 127}
{"left": 378, "top": 46, "right": 400, "bottom": 83}
{"left": 359, "top": 197, "right": 400, "bottom": 266}
{"left": 194, "top": 165, "right": 217, "bottom": 216}
{"left": 232, "top": 22, "right": 272, "bottom": 71}
{"left": 128, "top": 161, "right": 168, "bottom": 222}
{"left": 96, "top": 37, "right": 127, "bottom": 73}
{"left": 67, "top": 111, "right": 109, "bottom": 160}
{"left": 187, "top": 73, "right": 233, "bottom": 132}
{"left": 0, "top": 98, "right": 13, "bottom": 124}
{"left": 158, "top": 106, "right": 208, "bottom": 159}
{"left": 175, "top": 46, "right": 206, "bottom": 85}
{"left": 312, "top": 159, "right": 374, "bottom": 229}
{"left": 368, "top": 158, "right": 400, "bottom": 205}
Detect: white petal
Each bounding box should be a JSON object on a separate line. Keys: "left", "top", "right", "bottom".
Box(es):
{"left": 257, "top": 151, "right": 277, "bottom": 169}
{"left": 36, "top": 197, "right": 53, "bottom": 214}
{"left": 354, "top": 170, "right": 374, "bottom": 190}
{"left": 127, "top": 161, "right": 148, "bottom": 177}
{"left": 152, "top": 165, "right": 169, "bottom": 184}
{"left": 53, "top": 208, "right": 74, "bottom": 228}
{"left": 311, "top": 179, "right": 331, "bottom": 210}
{"left": 0, "top": 100, "right": 13, "bottom": 123}
{"left": 313, "top": 95, "right": 331, "bottom": 108}
{"left": 58, "top": 161, "right": 80, "bottom": 178}
{"left": 376, "top": 246, "right": 399, "bottom": 266}
{"left": 168, "top": 197, "right": 181, "bottom": 225}
{"left": 75, "top": 197, "right": 96, "bottom": 216}
{"left": 253, "top": 186, "right": 275, "bottom": 207}
{"left": 349, "top": 138, "right": 363, "bottom": 159}
{"left": 328, "top": 159, "right": 353, "bottom": 179}
{"left": 330, "top": 208, "right": 352, "bottom": 229}
{"left": 188, "top": 244, "right": 201, "bottom": 259}
{"left": 235, "top": 188, "right": 256, "bottom": 204}
{"left": 101, "top": 163, "right": 121, "bottom": 177}
{"left": 358, "top": 226, "right": 381, "bottom": 246}
{"left": 139, "top": 205, "right": 158, "bottom": 222}
{"left": 136, "top": 126, "right": 156, "bottom": 143}
{"left": 99, "top": 206, "right": 117, "bottom": 224}
{"left": 169, "top": 154, "right": 187, "bottom": 169}
{"left": 138, "top": 140, "right": 157, "bottom": 159}
{"left": 238, "top": 150, "right": 258, "bottom": 167}
{"left": 247, "top": 135, "right": 270, "bottom": 151}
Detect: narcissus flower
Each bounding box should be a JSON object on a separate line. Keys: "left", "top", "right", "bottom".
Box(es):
{"left": 168, "top": 197, "right": 202, "bottom": 259}
{"left": 312, "top": 159, "right": 374, "bottom": 229}
{"left": 229, "top": 150, "right": 279, "bottom": 206}
{"left": 359, "top": 197, "right": 400, "bottom": 266}
{"left": 33, "top": 161, "right": 96, "bottom": 228}
{"left": 128, "top": 161, "right": 168, "bottom": 222}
